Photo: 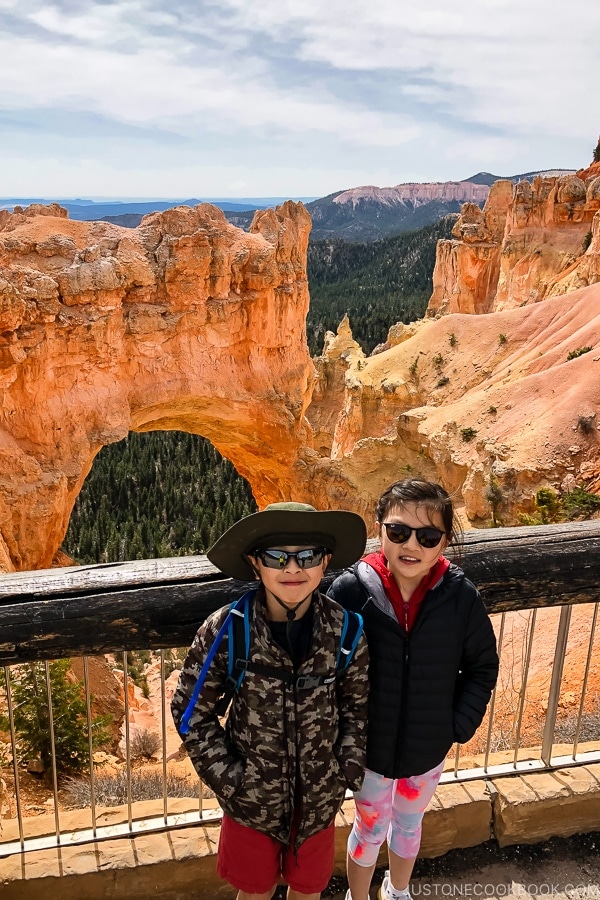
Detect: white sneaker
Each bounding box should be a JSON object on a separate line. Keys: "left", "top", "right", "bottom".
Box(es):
{"left": 378, "top": 870, "right": 412, "bottom": 900}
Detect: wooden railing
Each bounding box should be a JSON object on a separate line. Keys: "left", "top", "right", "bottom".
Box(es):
{"left": 1, "top": 521, "right": 600, "bottom": 663}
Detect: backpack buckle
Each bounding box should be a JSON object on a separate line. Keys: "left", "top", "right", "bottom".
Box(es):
{"left": 223, "top": 675, "right": 240, "bottom": 692}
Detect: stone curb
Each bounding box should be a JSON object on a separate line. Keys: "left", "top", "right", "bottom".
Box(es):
{"left": 1, "top": 765, "right": 599, "bottom": 899}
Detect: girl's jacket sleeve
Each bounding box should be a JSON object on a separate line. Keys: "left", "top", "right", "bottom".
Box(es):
{"left": 453, "top": 588, "right": 499, "bottom": 744}
{"left": 170, "top": 607, "right": 244, "bottom": 801}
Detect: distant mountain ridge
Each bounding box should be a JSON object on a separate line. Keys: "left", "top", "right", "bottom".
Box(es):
{"left": 306, "top": 169, "right": 576, "bottom": 241}
{"left": 0, "top": 196, "right": 315, "bottom": 220}
{"left": 464, "top": 169, "right": 576, "bottom": 186}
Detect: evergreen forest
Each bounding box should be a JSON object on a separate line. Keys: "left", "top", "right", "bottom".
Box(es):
{"left": 306, "top": 216, "right": 455, "bottom": 355}
{"left": 63, "top": 432, "right": 257, "bottom": 564}
{"left": 63, "top": 217, "right": 455, "bottom": 565}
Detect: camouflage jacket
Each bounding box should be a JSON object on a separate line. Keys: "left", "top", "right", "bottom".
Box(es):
{"left": 171, "top": 587, "right": 369, "bottom": 847}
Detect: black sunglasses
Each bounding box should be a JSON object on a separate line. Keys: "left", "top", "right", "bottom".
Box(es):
{"left": 252, "top": 548, "right": 329, "bottom": 570}
{"left": 381, "top": 523, "right": 446, "bottom": 549}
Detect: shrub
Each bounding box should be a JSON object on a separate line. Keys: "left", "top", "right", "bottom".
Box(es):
{"left": 436, "top": 376, "right": 449, "bottom": 387}
{"left": 520, "top": 486, "right": 600, "bottom": 526}
{"left": 553, "top": 693, "right": 600, "bottom": 743}
{"left": 460, "top": 427, "right": 478, "bottom": 443}
{"left": 498, "top": 333, "right": 507, "bottom": 345}
{"left": 409, "top": 357, "right": 419, "bottom": 377}
{"left": 583, "top": 230, "right": 593, "bottom": 252}
{"left": 131, "top": 728, "right": 161, "bottom": 761}
{"left": 535, "top": 488, "right": 560, "bottom": 523}
{"left": 567, "top": 346, "right": 592, "bottom": 361}
{"left": 577, "top": 414, "right": 596, "bottom": 435}
{"left": 488, "top": 405, "right": 497, "bottom": 415}
{"left": 561, "top": 487, "right": 600, "bottom": 519}
{"left": 433, "top": 353, "right": 445, "bottom": 372}
{"left": 163, "top": 648, "right": 187, "bottom": 679}
{"left": 448, "top": 332, "right": 457, "bottom": 347}
{"left": 63, "top": 769, "right": 202, "bottom": 808}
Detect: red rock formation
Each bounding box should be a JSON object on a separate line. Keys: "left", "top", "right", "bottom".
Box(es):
{"left": 1, "top": 163, "right": 599, "bottom": 572}
{"left": 305, "top": 283, "right": 600, "bottom": 527}
{"left": 428, "top": 181, "right": 513, "bottom": 315}
{"left": 0, "top": 201, "right": 313, "bottom": 571}
{"left": 428, "top": 174, "right": 600, "bottom": 315}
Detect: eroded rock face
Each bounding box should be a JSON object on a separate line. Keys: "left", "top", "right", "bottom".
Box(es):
{"left": 428, "top": 173, "right": 600, "bottom": 315}
{"left": 333, "top": 181, "right": 490, "bottom": 207}
{"left": 304, "top": 283, "right": 600, "bottom": 527}
{"left": 1, "top": 181, "right": 599, "bottom": 572}
{"left": 0, "top": 202, "right": 314, "bottom": 571}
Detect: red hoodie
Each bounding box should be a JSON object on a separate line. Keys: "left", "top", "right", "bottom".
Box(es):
{"left": 362, "top": 550, "right": 450, "bottom": 632}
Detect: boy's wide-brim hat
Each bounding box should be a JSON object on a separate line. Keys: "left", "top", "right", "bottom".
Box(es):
{"left": 207, "top": 502, "right": 367, "bottom": 581}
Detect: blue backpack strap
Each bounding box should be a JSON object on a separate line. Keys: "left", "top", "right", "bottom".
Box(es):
{"left": 214, "top": 591, "right": 252, "bottom": 716}
{"left": 179, "top": 588, "right": 255, "bottom": 734}
{"left": 335, "top": 608, "right": 364, "bottom": 675}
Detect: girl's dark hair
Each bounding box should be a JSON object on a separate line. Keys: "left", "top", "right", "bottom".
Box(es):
{"left": 376, "top": 478, "right": 461, "bottom": 547}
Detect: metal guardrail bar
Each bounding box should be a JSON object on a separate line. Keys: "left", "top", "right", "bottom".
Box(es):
{"left": 1, "top": 600, "right": 599, "bottom": 858}
{"left": 0, "top": 523, "right": 599, "bottom": 858}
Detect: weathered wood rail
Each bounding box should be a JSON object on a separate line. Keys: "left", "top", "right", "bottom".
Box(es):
{"left": 0, "top": 521, "right": 599, "bottom": 664}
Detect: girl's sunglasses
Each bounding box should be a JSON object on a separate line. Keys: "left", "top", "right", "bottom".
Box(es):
{"left": 382, "top": 523, "right": 446, "bottom": 549}
{"left": 252, "top": 548, "right": 329, "bottom": 570}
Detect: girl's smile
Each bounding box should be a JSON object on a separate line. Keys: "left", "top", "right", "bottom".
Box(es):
{"left": 378, "top": 502, "right": 448, "bottom": 599}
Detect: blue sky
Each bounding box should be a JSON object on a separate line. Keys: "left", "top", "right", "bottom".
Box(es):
{"left": 1, "top": 0, "right": 599, "bottom": 199}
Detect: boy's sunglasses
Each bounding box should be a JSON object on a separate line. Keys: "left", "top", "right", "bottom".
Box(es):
{"left": 252, "top": 548, "right": 329, "bottom": 570}
{"left": 382, "top": 523, "right": 446, "bottom": 549}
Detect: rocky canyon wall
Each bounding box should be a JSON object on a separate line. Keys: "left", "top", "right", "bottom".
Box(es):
{"left": 304, "top": 284, "right": 600, "bottom": 528}
{"left": 302, "top": 161, "right": 600, "bottom": 530}
{"left": 1, "top": 157, "right": 600, "bottom": 572}
{"left": 428, "top": 164, "right": 600, "bottom": 315}
{"left": 0, "top": 201, "right": 314, "bottom": 571}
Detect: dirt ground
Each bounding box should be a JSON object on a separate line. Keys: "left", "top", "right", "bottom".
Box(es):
{"left": 314, "top": 832, "right": 600, "bottom": 900}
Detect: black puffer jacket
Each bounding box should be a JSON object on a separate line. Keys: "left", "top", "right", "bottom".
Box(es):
{"left": 327, "top": 561, "right": 498, "bottom": 779}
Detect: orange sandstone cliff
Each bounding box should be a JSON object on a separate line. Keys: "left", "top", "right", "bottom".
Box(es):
{"left": 0, "top": 201, "right": 314, "bottom": 571}
{"left": 1, "top": 157, "right": 600, "bottom": 572}
{"left": 428, "top": 166, "right": 600, "bottom": 315}
{"left": 304, "top": 284, "right": 600, "bottom": 526}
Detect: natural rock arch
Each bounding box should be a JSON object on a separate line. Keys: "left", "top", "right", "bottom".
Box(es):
{"left": 0, "top": 201, "right": 315, "bottom": 571}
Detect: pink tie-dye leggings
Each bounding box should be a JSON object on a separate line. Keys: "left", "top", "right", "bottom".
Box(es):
{"left": 348, "top": 761, "right": 445, "bottom": 866}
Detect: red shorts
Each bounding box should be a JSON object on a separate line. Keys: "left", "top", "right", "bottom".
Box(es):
{"left": 217, "top": 813, "right": 336, "bottom": 894}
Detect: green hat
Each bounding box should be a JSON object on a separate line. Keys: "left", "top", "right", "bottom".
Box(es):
{"left": 207, "top": 501, "right": 367, "bottom": 581}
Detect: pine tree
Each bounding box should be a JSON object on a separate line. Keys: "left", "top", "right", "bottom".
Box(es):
{"left": 0, "top": 660, "right": 111, "bottom": 775}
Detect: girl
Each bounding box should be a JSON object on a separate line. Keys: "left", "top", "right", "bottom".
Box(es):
{"left": 327, "top": 479, "right": 499, "bottom": 900}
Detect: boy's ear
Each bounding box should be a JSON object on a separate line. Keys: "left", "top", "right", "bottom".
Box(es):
{"left": 245, "top": 554, "right": 261, "bottom": 581}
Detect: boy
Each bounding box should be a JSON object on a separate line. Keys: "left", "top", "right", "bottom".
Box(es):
{"left": 171, "top": 502, "right": 369, "bottom": 900}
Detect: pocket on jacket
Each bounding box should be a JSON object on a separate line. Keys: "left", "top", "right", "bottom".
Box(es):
{"left": 230, "top": 755, "right": 286, "bottom": 825}
{"left": 304, "top": 754, "right": 346, "bottom": 806}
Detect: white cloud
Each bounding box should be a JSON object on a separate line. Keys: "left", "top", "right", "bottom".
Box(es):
{"left": 212, "top": 0, "right": 599, "bottom": 139}
{"left": 0, "top": 0, "right": 598, "bottom": 196}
